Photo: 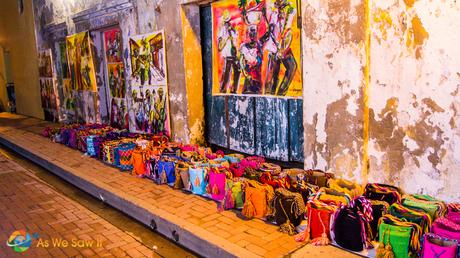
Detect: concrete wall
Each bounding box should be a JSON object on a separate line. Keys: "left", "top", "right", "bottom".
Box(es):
{"left": 0, "top": 0, "right": 43, "bottom": 119}
{"left": 302, "top": 0, "right": 460, "bottom": 201}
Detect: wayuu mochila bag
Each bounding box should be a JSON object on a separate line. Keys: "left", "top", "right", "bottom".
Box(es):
{"left": 207, "top": 168, "right": 226, "bottom": 201}
{"left": 117, "top": 142, "right": 136, "bottom": 171}
{"left": 328, "top": 178, "right": 364, "bottom": 199}
{"left": 174, "top": 162, "right": 188, "bottom": 190}
{"left": 379, "top": 214, "right": 423, "bottom": 258}
{"left": 296, "top": 169, "right": 333, "bottom": 188}
{"left": 272, "top": 188, "right": 305, "bottom": 235}
{"left": 364, "top": 183, "right": 402, "bottom": 205}
{"left": 333, "top": 197, "right": 373, "bottom": 252}
{"left": 189, "top": 167, "right": 207, "bottom": 195}
{"left": 389, "top": 203, "right": 432, "bottom": 234}
{"left": 421, "top": 233, "right": 459, "bottom": 258}
{"left": 370, "top": 200, "right": 390, "bottom": 240}
{"left": 242, "top": 180, "right": 274, "bottom": 219}
{"left": 131, "top": 148, "right": 149, "bottom": 177}
{"left": 432, "top": 217, "right": 460, "bottom": 242}
{"left": 294, "top": 198, "right": 338, "bottom": 245}
{"left": 155, "top": 158, "right": 176, "bottom": 186}
{"left": 402, "top": 194, "right": 446, "bottom": 221}
{"left": 317, "top": 187, "right": 351, "bottom": 206}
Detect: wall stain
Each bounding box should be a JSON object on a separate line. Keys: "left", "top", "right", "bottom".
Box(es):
{"left": 325, "top": 94, "right": 363, "bottom": 179}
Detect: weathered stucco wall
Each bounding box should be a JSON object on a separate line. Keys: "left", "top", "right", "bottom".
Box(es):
{"left": 303, "top": 0, "right": 460, "bottom": 201}
{"left": 368, "top": 0, "right": 460, "bottom": 201}
{"left": 0, "top": 0, "right": 43, "bottom": 119}
{"left": 302, "top": 0, "right": 367, "bottom": 183}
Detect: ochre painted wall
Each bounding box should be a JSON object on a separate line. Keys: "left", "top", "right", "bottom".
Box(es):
{"left": 0, "top": 46, "right": 8, "bottom": 111}
{"left": 0, "top": 0, "right": 43, "bottom": 119}
{"left": 302, "top": 0, "right": 460, "bottom": 201}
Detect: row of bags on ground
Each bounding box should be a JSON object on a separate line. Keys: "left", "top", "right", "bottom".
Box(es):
{"left": 42, "top": 124, "right": 460, "bottom": 258}
{"left": 295, "top": 183, "right": 460, "bottom": 258}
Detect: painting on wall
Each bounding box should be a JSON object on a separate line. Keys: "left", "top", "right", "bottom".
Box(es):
{"left": 129, "top": 30, "right": 170, "bottom": 136}
{"left": 131, "top": 85, "right": 170, "bottom": 136}
{"left": 104, "top": 28, "right": 123, "bottom": 63}
{"left": 103, "top": 27, "right": 127, "bottom": 129}
{"left": 65, "top": 31, "right": 99, "bottom": 123}
{"left": 211, "top": 0, "right": 302, "bottom": 98}
{"left": 38, "top": 50, "right": 53, "bottom": 77}
{"left": 66, "top": 31, "right": 98, "bottom": 92}
{"left": 38, "top": 49, "right": 60, "bottom": 121}
{"left": 107, "top": 63, "right": 126, "bottom": 99}
{"left": 129, "top": 30, "right": 167, "bottom": 86}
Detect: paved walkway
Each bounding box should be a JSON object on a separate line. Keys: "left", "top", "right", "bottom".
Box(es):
{"left": 0, "top": 144, "right": 154, "bottom": 257}
{"left": 0, "top": 113, "right": 359, "bottom": 258}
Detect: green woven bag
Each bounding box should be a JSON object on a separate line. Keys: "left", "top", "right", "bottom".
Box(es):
{"left": 402, "top": 198, "right": 438, "bottom": 221}
{"left": 379, "top": 223, "right": 412, "bottom": 258}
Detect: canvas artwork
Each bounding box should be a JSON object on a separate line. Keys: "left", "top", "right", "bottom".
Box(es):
{"left": 131, "top": 86, "right": 170, "bottom": 136}
{"left": 38, "top": 50, "right": 53, "bottom": 77}
{"left": 82, "top": 91, "right": 98, "bottom": 124}
{"left": 129, "top": 30, "right": 167, "bottom": 86}
{"left": 104, "top": 28, "right": 123, "bottom": 63}
{"left": 104, "top": 27, "right": 127, "bottom": 128}
{"left": 38, "top": 49, "right": 60, "bottom": 121}
{"left": 109, "top": 98, "right": 129, "bottom": 130}
{"left": 129, "top": 30, "right": 171, "bottom": 136}
{"left": 107, "top": 63, "right": 126, "bottom": 99}
{"left": 66, "top": 31, "right": 98, "bottom": 92}
{"left": 39, "top": 78, "right": 57, "bottom": 110}
{"left": 62, "top": 79, "right": 75, "bottom": 111}
{"left": 211, "top": 0, "right": 302, "bottom": 98}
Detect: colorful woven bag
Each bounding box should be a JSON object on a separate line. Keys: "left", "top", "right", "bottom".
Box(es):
{"left": 189, "top": 167, "right": 207, "bottom": 195}
{"left": 117, "top": 142, "right": 136, "bottom": 171}
{"left": 364, "top": 183, "right": 402, "bottom": 205}
{"left": 432, "top": 217, "right": 460, "bottom": 242}
{"left": 131, "top": 148, "right": 149, "bottom": 177}
{"left": 207, "top": 168, "right": 226, "bottom": 201}
{"left": 421, "top": 233, "right": 458, "bottom": 258}
{"left": 328, "top": 178, "right": 364, "bottom": 199}
{"left": 379, "top": 214, "right": 423, "bottom": 258}
{"left": 272, "top": 188, "right": 305, "bottom": 235}
{"left": 155, "top": 158, "right": 176, "bottom": 186}
{"left": 402, "top": 195, "right": 446, "bottom": 221}
{"left": 389, "top": 203, "right": 432, "bottom": 234}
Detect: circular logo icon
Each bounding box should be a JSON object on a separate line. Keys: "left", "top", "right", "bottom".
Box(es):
{"left": 6, "top": 230, "right": 32, "bottom": 252}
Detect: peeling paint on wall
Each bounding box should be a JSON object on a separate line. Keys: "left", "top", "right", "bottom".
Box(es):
{"left": 303, "top": 0, "right": 460, "bottom": 201}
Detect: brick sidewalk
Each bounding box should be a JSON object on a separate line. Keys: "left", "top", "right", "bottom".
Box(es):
{"left": 0, "top": 146, "right": 155, "bottom": 257}
{"left": 0, "top": 113, "right": 359, "bottom": 258}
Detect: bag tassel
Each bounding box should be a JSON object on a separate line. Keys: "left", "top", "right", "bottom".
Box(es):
{"left": 295, "top": 209, "right": 312, "bottom": 243}
{"left": 160, "top": 170, "right": 167, "bottom": 184}
{"left": 194, "top": 176, "right": 201, "bottom": 187}
{"left": 311, "top": 212, "right": 330, "bottom": 246}
{"left": 376, "top": 228, "right": 395, "bottom": 258}
{"left": 242, "top": 194, "right": 256, "bottom": 219}
{"left": 212, "top": 184, "right": 219, "bottom": 195}
{"left": 224, "top": 190, "right": 235, "bottom": 210}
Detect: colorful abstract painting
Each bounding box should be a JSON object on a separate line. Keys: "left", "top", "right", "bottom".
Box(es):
{"left": 211, "top": 0, "right": 302, "bottom": 98}
{"left": 131, "top": 85, "right": 170, "bottom": 136}
{"left": 129, "top": 30, "right": 167, "bottom": 86}
{"left": 66, "top": 31, "right": 97, "bottom": 92}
